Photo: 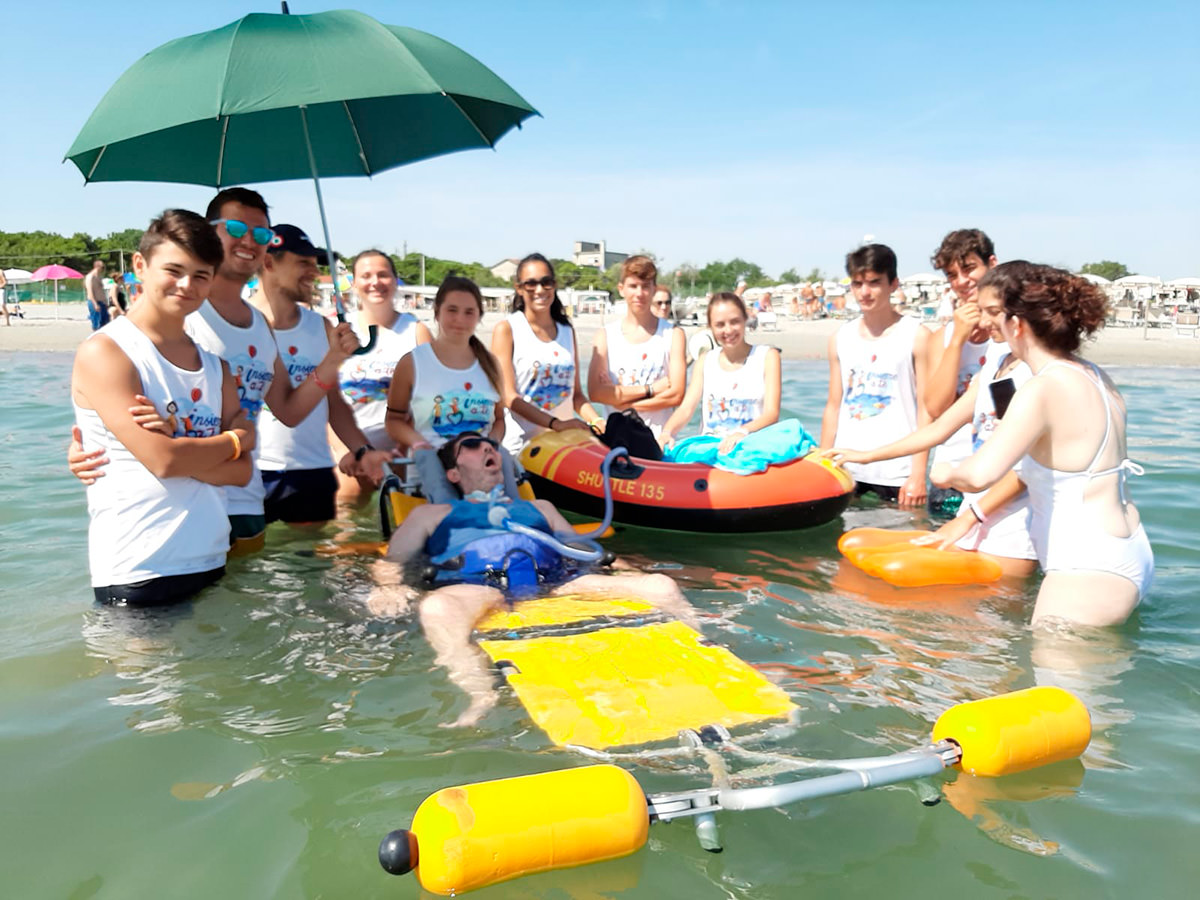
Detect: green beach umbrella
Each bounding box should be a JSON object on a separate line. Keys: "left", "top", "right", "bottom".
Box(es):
{"left": 65, "top": 5, "right": 537, "bottom": 345}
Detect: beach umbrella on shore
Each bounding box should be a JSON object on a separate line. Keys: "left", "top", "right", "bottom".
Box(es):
{"left": 3, "top": 268, "right": 35, "bottom": 284}
{"left": 64, "top": 5, "right": 536, "bottom": 352}
{"left": 31, "top": 264, "right": 85, "bottom": 319}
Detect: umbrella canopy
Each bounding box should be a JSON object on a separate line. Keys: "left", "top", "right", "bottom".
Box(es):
{"left": 31, "top": 264, "right": 85, "bottom": 281}
{"left": 2, "top": 268, "right": 35, "bottom": 284}
{"left": 1112, "top": 274, "right": 1163, "bottom": 286}
{"left": 65, "top": 9, "right": 537, "bottom": 187}
{"left": 1078, "top": 273, "right": 1112, "bottom": 285}
{"left": 1166, "top": 277, "right": 1200, "bottom": 288}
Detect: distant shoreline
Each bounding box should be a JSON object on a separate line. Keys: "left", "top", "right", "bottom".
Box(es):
{"left": 3, "top": 302, "right": 1198, "bottom": 367}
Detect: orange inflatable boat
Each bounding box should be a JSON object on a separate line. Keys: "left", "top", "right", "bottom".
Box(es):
{"left": 838, "top": 527, "right": 1004, "bottom": 587}
{"left": 519, "top": 430, "right": 855, "bottom": 533}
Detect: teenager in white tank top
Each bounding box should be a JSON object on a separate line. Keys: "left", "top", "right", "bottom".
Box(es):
{"left": 257, "top": 305, "right": 337, "bottom": 471}
{"left": 833, "top": 314, "right": 922, "bottom": 487}
{"left": 660, "top": 292, "right": 782, "bottom": 449}
{"left": 385, "top": 276, "right": 504, "bottom": 453}
{"left": 586, "top": 259, "right": 687, "bottom": 439}
{"left": 70, "top": 217, "right": 254, "bottom": 604}
{"left": 492, "top": 255, "right": 604, "bottom": 456}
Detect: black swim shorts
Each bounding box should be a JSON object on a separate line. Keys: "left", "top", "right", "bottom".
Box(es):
{"left": 93, "top": 566, "right": 225, "bottom": 607}
{"left": 262, "top": 467, "right": 338, "bottom": 524}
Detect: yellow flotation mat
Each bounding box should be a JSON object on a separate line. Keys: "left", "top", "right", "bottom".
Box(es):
{"left": 476, "top": 594, "right": 795, "bottom": 749}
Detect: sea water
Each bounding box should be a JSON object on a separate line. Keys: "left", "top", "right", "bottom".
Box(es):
{"left": 2, "top": 351, "right": 1198, "bottom": 899}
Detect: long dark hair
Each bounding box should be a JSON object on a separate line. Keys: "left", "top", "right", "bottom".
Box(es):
{"left": 434, "top": 275, "right": 502, "bottom": 394}
{"left": 978, "top": 261, "right": 1109, "bottom": 355}
{"left": 513, "top": 252, "right": 570, "bottom": 326}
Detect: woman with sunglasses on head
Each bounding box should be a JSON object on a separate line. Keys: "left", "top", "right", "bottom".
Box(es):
{"left": 491, "top": 253, "right": 604, "bottom": 456}
{"left": 385, "top": 275, "right": 504, "bottom": 454}
{"left": 330, "top": 250, "right": 432, "bottom": 499}
{"left": 927, "top": 262, "right": 1152, "bottom": 626}
{"left": 658, "top": 292, "right": 782, "bottom": 454}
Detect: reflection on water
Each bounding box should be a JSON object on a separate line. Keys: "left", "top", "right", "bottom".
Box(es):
{"left": 4, "top": 354, "right": 1198, "bottom": 898}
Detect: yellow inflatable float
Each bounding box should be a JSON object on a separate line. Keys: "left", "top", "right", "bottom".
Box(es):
{"left": 380, "top": 686, "right": 1091, "bottom": 894}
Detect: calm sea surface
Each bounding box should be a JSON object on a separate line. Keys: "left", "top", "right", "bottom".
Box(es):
{"left": 2, "top": 350, "right": 1198, "bottom": 899}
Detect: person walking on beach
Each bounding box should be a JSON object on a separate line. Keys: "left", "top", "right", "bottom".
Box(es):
{"left": 71, "top": 210, "right": 254, "bottom": 606}
{"left": 820, "top": 243, "right": 931, "bottom": 507}
{"left": 84, "top": 259, "right": 111, "bottom": 331}
{"left": 923, "top": 228, "right": 1006, "bottom": 516}
{"left": 929, "top": 261, "right": 1153, "bottom": 626}
{"left": 587, "top": 255, "right": 686, "bottom": 438}
{"left": 0, "top": 269, "right": 9, "bottom": 326}
{"left": 492, "top": 252, "right": 603, "bottom": 457}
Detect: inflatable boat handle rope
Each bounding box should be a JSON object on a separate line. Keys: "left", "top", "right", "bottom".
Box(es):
{"left": 486, "top": 445, "right": 628, "bottom": 563}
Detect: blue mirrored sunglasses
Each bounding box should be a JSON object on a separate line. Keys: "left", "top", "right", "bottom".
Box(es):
{"left": 211, "top": 219, "right": 274, "bottom": 246}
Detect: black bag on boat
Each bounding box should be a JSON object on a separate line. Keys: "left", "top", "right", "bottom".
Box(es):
{"left": 599, "top": 409, "right": 662, "bottom": 461}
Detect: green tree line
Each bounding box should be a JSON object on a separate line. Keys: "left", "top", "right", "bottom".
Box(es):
{"left": 2, "top": 227, "right": 834, "bottom": 296}
{"left": 0, "top": 228, "right": 144, "bottom": 274}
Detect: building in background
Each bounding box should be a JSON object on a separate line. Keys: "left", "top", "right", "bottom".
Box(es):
{"left": 489, "top": 258, "right": 521, "bottom": 282}
{"left": 573, "top": 240, "right": 627, "bottom": 271}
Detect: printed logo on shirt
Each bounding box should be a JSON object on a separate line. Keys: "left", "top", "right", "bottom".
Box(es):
{"left": 280, "top": 345, "right": 318, "bottom": 387}
{"left": 429, "top": 385, "right": 494, "bottom": 439}
{"left": 521, "top": 359, "right": 573, "bottom": 411}
{"left": 340, "top": 355, "right": 394, "bottom": 407}
{"left": 228, "top": 343, "right": 273, "bottom": 420}
{"left": 704, "top": 393, "right": 757, "bottom": 432}
{"left": 164, "top": 387, "right": 221, "bottom": 438}
{"left": 844, "top": 367, "right": 897, "bottom": 420}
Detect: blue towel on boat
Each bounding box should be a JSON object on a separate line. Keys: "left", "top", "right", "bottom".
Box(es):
{"left": 662, "top": 418, "right": 817, "bottom": 474}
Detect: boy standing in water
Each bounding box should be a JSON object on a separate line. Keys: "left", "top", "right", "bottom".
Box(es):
{"left": 924, "top": 228, "right": 1004, "bottom": 516}
{"left": 587, "top": 256, "right": 686, "bottom": 437}
{"left": 820, "top": 243, "right": 931, "bottom": 507}
{"left": 71, "top": 211, "right": 254, "bottom": 605}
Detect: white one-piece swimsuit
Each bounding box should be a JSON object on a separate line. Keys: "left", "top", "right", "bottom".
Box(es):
{"left": 1020, "top": 361, "right": 1154, "bottom": 599}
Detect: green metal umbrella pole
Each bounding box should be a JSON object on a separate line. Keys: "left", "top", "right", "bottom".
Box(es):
{"left": 66, "top": 4, "right": 537, "bottom": 351}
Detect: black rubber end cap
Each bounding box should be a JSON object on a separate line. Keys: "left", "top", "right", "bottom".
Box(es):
{"left": 379, "top": 829, "right": 418, "bottom": 875}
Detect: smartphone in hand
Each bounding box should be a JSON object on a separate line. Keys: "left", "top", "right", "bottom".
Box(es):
{"left": 989, "top": 377, "right": 1016, "bottom": 419}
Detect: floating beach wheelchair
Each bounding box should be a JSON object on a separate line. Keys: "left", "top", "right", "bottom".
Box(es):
{"left": 379, "top": 686, "right": 1091, "bottom": 894}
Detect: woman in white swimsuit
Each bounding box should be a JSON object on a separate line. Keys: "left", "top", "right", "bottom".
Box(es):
{"left": 930, "top": 261, "right": 1152, "bottom": 627}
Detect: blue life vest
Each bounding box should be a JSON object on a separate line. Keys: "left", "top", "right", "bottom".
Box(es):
{"left": 425, "top": 498, "right": 564, "bottom": 594}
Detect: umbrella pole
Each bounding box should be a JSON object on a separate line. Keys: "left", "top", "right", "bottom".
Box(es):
{"left": 298, "top": 105, "right": 376, "bottom": 356}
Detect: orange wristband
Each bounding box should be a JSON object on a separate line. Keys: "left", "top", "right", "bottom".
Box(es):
{"left": 313, "top": 370, "right": 336, "bottom": 392}
{"left": 225, "top": 430, "right": 242, "bottom": 461}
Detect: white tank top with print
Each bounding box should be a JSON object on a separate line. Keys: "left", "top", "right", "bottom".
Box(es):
{"left": 834, "top": 315, "right": 921, "bottom": 487}
{"left": 257, "top": 306, "right": 334, "bottom": 471}
{"left": 604, "top": 317, "right": 675, "bottom": 433}
{"left": 701, "top": 344, "right": 769, "bottom": 435}
{"left": 410, "top": 342, "right": 500, "bottom": 449}
{"left": 930, "top": 332, "right": 1007, "bottom": 467}
{"left": 338, "top": 313, "right": 422, "bottom": 450}
{"left": 501, "top": 311, "right": 576, "bottom": 455}
{"left": 74, "top": 317, "right": 229, "bottom": 586}
{"left": 185, "top": 300, "right": 277, "bottom": 514}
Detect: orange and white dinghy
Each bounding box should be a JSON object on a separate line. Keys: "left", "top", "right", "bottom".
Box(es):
{"left": 519, "top": 430, "right": 855, "bottom": 533}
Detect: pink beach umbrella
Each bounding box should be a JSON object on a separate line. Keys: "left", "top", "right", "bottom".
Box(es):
{"left": 31, "top": 264, "right": 85, "bottom": 319}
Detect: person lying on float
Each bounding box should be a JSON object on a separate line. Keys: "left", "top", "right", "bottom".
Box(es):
{"left": 368, "top": 430, "right": 697, "bottom": 727}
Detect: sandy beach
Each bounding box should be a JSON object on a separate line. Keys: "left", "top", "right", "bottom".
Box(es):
{"left": 6, "top": 300, "right": 1198, "bottom": 367}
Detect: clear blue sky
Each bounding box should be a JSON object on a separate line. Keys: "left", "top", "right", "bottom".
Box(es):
{"left": 2, "top": 0, "right": 1197, "bottom": 279}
